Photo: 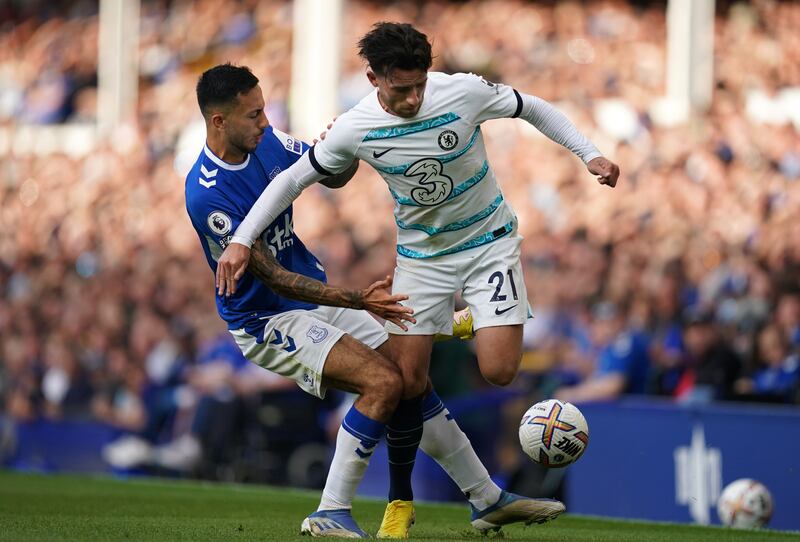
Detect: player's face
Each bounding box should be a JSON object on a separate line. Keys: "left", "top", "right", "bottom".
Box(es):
{"left": 369, "top": 68, "right": 427, "bottom": 118}
{"left": 226, "top": 85, "right": 269, "bottom": 154}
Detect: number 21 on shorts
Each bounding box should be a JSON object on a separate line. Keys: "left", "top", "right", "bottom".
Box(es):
{"left": 488, "top": 269, "right": 519, "bottom": 315}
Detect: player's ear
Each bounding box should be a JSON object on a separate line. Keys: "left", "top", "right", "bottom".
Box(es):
{"left": 366, "top": 68, "right": 379, "bottom": 88}
{"left": 210, "top": 112, "right": 225, "bottom": 131}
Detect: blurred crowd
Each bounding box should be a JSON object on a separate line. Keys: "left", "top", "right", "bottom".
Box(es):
{"left": 1, "top": 0, "right": 800, "bottom": 480}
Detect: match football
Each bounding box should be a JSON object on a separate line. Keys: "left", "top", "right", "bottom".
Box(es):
{"left": 519, "top": 399, "right": 589, "bottom": 468}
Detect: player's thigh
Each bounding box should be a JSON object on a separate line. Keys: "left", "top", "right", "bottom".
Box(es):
{"left": 230, "top": 310, "right": 374, "bottom": 399}
{"left": 461, "top": 235, "right": 530, "bottom": 332}
{"left": 320, "top": 333, "right": 400, "bottom": 398}
{"left": 460, "top": 236, "right": 528, "bottom": 379}
{"left": 385, "top": 255, "right": 457, "bottom": 336}
{"left": 305, "top": 305, "right": 400, "bottom": 396}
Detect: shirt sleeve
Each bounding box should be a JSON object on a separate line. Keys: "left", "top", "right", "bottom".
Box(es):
{"left": 308, "top": 113, "right": 359, "bottom": 175}
{"left": 186, "top": 190, "right": 243, "bottom": 256}
{"left": 271, "top": 127, "right": 311, "bottom": 165}
{"left": 457, "top": 72, "right": 602, "bottom": 164}
{"left": 456, "top": 72, "right": 523, "bottom": 124}
{"left": 516, "top": 93, "right": 602, "bottom": 164}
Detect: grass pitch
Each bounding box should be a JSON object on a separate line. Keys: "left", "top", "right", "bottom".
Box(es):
{"left": 0, "top": 471, "right": 796, "bottom": 541}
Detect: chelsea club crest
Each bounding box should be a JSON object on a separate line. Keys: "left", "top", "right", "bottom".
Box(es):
{"left": 437, "top": 130, "right": 458, "bottom": 151}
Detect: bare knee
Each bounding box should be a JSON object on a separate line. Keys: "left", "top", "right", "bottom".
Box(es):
{"left": 393, "top": 359, "right": 428, "bottom": 399}
{"left": 474, "top": 325, "right": 524, "bottom": 387}
{"left": 362, "top": 362, "right": 403, "bottom": 417}
{"left": 481, "top": 357, "right": 521, "bottom": 387}
{"left": 401, "top": 373, "right": 428, "bottom": 399}
{"left": 381, "top": 366, "right": 404, "bottom": 405}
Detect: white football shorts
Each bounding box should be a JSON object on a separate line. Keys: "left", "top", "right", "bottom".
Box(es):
{"left": 230, "top": 305, "right": 388, "bottom": 398}
{"left": 386, "top": 234, "right": 531, "bottom": 335}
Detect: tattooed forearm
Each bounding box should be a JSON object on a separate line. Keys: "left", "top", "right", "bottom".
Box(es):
{"left": 249, "top": 239, "right": 364, "bottom": 309}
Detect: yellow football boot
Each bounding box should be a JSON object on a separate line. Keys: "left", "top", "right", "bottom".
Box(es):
{"left": 376, "top": 500, "right": 415, "bottom": 539}
{"left": 433, "top": 307, "right": 475, "bottom": 342}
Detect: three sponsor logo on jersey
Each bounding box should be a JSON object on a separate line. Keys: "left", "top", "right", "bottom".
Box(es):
{"left": 405, "top": 158, "right": 453, "bottom": 206}
{"left": 373, "top": 128, "right": 461, "bottom": 206}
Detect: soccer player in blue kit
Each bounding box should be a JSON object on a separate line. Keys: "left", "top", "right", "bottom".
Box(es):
{"left": 186, "top": 64, "right": 558, "bottom": 538}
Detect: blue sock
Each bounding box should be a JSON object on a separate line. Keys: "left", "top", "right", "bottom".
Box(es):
{"left": 341, "top": 406, "right": 385, "bottom": 449}
{"left": 386, "top": 396, "right": 423, "bottom": 502}
{"left": 422, "top": 390, "right": 446, "bottom": 421}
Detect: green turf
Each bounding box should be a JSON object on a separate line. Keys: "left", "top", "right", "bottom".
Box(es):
{"left": 0, "top": 471, "right": 797, "bottom": 541}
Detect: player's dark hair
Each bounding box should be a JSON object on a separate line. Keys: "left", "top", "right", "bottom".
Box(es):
{"left": 196, "top": 63, "right": 259, "bottom": 117}
{"left": 357, "top": 22, "right": 432, "bottom": 77}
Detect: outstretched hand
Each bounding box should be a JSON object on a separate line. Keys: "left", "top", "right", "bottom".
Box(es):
{"left": 361, "top": 275, "right": 416, "bottom": 331}
{"left": 587, "top": 156, "right": 620, "bottom": 188}
{"left": 216, "top": 243, "right": 251, "bottom": 297}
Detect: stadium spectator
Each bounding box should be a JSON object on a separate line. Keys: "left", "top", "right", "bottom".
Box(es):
{"left": 554, "top": 301, "right": 651, "bottom": 403}
{"left": 671, "top": 307, "right": 743, "bottom": 403}
{"left": 735, "top": 324, "right": 800, "bottom": 403}
{"left": 776, "top": 293, "right": 800, "bottom": 352}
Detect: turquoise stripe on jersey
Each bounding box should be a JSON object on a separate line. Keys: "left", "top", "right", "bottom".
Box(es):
{"left": 396, "top": 220, "right": 514, "bottom": 259}
{"left": 363, "top": 112, "right": 460, "bottom": 141}
{"left": 376, "top": 127, "right": 482, "bottom": 175}
{"left": 449, "top": 160, "right": 489, "bottom": 199}
{"left": 396, "top": 194, "right": 504, "bottom": 235}
{"left": 390, "top": 160, "right": 489, "bottom": 207}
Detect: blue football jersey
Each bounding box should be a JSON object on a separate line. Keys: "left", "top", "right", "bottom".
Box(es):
{"left": 596, "top": 331, "right": 651, "bottom": 395}
{"left": 185, "top": 126, "right": 327, "bottom": 335}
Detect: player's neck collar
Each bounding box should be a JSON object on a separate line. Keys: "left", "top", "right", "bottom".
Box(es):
{"left": 204, "top": 144, "right": 250, "bottom": 171}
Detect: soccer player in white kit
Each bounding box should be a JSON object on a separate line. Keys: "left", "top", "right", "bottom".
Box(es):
{"left": 217, "top": 23, "right": 619, "bottom": 538}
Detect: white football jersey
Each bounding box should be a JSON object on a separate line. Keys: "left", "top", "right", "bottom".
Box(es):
{"left": 312, "top": 72, "right": 524, "bottom": 259}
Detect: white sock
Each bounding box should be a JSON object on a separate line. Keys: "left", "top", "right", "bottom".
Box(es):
{"left": 318, "top": 407, "right": 383, "bottom": 510}
{"left": 420, "top": 407, "right": 503, "bottom": 510}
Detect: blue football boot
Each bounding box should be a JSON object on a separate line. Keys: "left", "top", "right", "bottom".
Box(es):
{"left": 300, "top": 509, "right": 370, "bottom": 538}
{"left": 470, "top": 491, "right": 565, "bottom": 532}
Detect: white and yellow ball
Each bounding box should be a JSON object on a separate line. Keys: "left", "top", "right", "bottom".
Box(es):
{"left": 717, "top": 478, "right": 773, "bottom": 528}
{"left": 519, "top": 399, "right": 589, "bottom": 468}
